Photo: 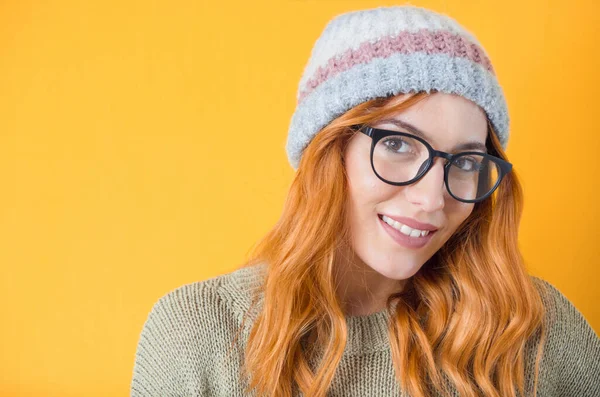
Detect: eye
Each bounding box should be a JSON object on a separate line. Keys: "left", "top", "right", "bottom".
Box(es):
{"left": 454, "top": 156, "right": 482, "bottom": 172}
{"left": 382, "top": 137, "right": 412, "bottom": 154}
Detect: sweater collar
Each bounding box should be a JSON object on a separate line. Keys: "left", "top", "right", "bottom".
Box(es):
{"left": 342, "top": 305, "right": 393, "bottom": 354}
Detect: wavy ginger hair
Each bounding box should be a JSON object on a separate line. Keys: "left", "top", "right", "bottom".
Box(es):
{"left": 229, "top": 91, "right": 548, "bottom": 397}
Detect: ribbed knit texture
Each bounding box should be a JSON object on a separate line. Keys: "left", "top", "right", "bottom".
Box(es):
{"left": 131, "top": 263, "right": 600, "bottom": 396}
{"left": 286, "top": 5, "right": 510, "bottom": 171}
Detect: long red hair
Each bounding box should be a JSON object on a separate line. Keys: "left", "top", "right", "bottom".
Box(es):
{"left": 229, "top": 91, "right": 547, "bottom": 397}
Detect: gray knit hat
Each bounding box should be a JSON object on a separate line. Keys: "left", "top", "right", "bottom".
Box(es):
{"left": 285, "top": 5, "right": 509, "bottom": 171}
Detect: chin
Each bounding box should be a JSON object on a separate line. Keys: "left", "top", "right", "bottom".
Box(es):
{"left": 371, "top": 259, "right": 422, "bottom": 281}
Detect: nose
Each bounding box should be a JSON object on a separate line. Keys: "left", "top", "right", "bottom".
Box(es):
{"left": 404, "top": 157, "right": 446, "bottom": 212}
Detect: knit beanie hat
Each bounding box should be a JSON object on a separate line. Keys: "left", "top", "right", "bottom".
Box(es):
{"left": 285, "top": 5, "right": 509, "bottom": 171}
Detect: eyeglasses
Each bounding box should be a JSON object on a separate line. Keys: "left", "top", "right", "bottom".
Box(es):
{"left": 350, "top": 124, "right": 513, "bottom": 203}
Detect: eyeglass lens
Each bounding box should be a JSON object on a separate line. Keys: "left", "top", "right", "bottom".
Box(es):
{"left": 372, "top": 134, "right": 500, "bottom": 201}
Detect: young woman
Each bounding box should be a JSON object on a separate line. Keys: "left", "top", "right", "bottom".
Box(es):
{"left": 131, "top": 5, "right": 600, "bottom": 397}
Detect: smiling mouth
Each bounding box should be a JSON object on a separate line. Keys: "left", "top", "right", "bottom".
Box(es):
{"left": 377, "top": 214, "right": 438, "bottom": 238}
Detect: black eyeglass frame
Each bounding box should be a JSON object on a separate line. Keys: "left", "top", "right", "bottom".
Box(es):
{"left": 350, "top": 124, "right": 513, "bottom": 204}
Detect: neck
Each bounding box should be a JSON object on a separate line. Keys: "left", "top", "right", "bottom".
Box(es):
{"left": 334, "top": 248, "right": 406, "bottom": 317}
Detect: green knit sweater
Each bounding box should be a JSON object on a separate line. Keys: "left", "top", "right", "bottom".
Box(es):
{"left": 131, "top": 263, "right": 600, "bottom": 396}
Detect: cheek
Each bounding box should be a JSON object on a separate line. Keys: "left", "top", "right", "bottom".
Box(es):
{"left": 445, "top": 202, "right": 475, "bottom": 233}
{"left": 347, "top": 162, "right": 387, "bottom": 206}
{"left": 347, "top": 174, "right": 394, "bottom": 217}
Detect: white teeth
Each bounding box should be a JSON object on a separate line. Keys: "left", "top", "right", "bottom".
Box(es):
{"left": 400, "top": 224, "right": 413, "bottom": 235}
{"left": 381, "top": 215, "right": 431, "bottom": 237}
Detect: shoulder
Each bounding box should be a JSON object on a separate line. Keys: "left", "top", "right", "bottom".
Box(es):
{"left": 529, "top": 274, "right": 597, "bottom": 336}
{"left": 529, "top": 275, "right": 595, "bottom": 331}
{"left": 528, "top": 274, "right": 600, "bottom": 395}
{"left": 150, "top": 262, "right": 267, "bottom": 330}
{"left": 131, "top": 263, "right": 267, "bottom": 395}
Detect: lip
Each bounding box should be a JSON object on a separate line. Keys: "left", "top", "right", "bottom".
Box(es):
{"left": 378, "top": 215, "right": 437, "bottom": 249}
{"left": 378, "top": 214, "right": 439, "bottom": 231}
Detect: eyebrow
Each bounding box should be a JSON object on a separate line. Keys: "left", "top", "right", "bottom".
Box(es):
{"left": 377, "top": 118, "right": 488, "bottom": 153}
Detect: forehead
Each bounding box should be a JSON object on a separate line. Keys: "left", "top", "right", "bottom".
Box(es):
{"left": 377, "top": 93, "right": 488, "bottom": 151}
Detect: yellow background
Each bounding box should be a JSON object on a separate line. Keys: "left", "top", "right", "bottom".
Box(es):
{"left": 1, "top": 0, "right": 598, "bottom": 395}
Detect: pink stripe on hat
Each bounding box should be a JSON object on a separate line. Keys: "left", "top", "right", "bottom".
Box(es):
{"left": 299, "top": 29, "right": 494, "bottom": 103}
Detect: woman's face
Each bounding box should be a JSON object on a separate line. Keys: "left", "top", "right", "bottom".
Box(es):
{"left": 343, "top": 92, "right": 488, "bottom": 281}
